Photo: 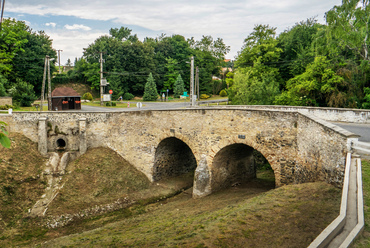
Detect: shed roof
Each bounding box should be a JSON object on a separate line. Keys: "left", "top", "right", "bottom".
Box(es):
{"left": 51, "top": 87, "right": 81, "bottom": 97}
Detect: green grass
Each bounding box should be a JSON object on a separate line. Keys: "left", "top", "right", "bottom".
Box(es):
{"left": 353, "top": 159, "right": 370, "bottom": 248}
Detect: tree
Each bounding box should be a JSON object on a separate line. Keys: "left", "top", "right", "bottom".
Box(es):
{"left": 274, "top": 56, "right": 348, "bottom": 107}
{"left": 163, "top": 58, "right": 178, "bottom": 90}
{"left": 326, "top": 0, "right": 370, "bottom": 62}
{"left": 66, "top": 58, "right": 72, "bottom": 66}
{"left": 0, "top": 19, "right": 28, "bottom": 77}
{"left": 277, "top": 18, "right": 324, "bottom": 82}
{"left": 326, "top": 0, "right": 370, "bottom": 88}
{"left": 0, "top": 75, "right": 7, "bottom": 96}
{"left": 143, "top": 73, "right": 158, "bottom": 101}
{"left": 8, "top": 79, "right": 37, "bottom": 107}
{"left": 362, "top": 87, "right": 370, "bottom": 108}
{"left": 229, "top": 24, "right": 281, "bottom": 105}
{"left": 173, "top": 74, "right": 185, "bottom": 98}
{"left": 235, "top": 24, "right": 282, "bottom": 68}
{"left": 228, "top": 62, "right": 280, "bottom": 105}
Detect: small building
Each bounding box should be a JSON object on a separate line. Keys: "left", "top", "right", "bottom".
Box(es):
{"left": 51, "top": 87, "right": 81, "bottom": 111}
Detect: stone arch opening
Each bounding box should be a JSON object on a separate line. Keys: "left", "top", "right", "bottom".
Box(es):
{"left": 211, "top": 143, "right": 275, "bottom": 192}
{"left": 56, "top": 138, "right": 66, "bottom": 149}
{"left": 153, "top": 137, "right": 197, "bottom": 182}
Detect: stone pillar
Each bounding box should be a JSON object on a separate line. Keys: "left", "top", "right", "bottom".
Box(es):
{"left": 193, "top": 154, "right": 212, "bottom": 198}
{"left": 38, "top": 117, "right": 48, "bottom": 156}
{"left": 79, "top": 118, "right": 87, "bottom": 154}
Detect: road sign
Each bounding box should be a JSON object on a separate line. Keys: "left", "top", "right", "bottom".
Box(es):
{"left": 109, "top": 89, "right": 113, "bottom": 94}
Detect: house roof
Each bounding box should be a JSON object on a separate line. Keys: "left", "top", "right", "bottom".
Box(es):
{"left": 51, "top": 87, "right": 81, "bottom": 97}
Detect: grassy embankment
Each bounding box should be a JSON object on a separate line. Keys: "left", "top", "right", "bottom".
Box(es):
{"left": 0, "top": 133, "right": 346, "bottom": 247}
{"left": 353, "top": 159, "right": 370, "bottom": 247}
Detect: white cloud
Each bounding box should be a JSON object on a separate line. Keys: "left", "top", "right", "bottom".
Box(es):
{"left": 7, "top": 0, "right": 343, "bottom": 62}
{"left": 48, "top": 30, "right": 106, "bottom": 65}
{"left": 46, "top": 22, "right": 56, "bottom": 27}
{"left": 64, "top": 24, "right": 91, "bottom": 31}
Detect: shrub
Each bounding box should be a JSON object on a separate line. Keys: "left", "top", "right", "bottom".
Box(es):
{"left": 8, "top": 79, "right": 37, "bottom": 107}
{"left": 219, "top": 89, "right": 227, "bottom": 97}
{"left": 82, "top": 92, "right": 93, "bottom": 101}
{"left": 105, "top": 102, "right": 116, "bottom": 106}
{"left": 0, "top": 104, "right": 14, "bottom": 110}
{"left": 200, "top": 94, "right": 210, "bottom": 99}
{"left": 52, "top": 74, "right": 70, "bottom": 84}
{"left": 123, "top": 93, "right": 134, "bottom": 100}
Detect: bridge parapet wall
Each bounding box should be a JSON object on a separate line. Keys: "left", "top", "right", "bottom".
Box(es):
{"left": 216, "top": 105, "right": 370, "bottom": 123}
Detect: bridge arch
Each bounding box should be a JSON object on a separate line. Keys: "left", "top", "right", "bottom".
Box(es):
{"left": 153, "top": 137, "right": 197, "bottom": 181}
{"left": 210, "top": 143, "right": 256, "bottom": 192}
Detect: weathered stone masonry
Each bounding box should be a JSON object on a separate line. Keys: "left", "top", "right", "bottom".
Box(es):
{"left": 1, "top": 108, "right": 358, "bottom": 198}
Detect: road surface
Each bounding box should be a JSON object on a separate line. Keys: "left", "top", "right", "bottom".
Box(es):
{"left": 332, "top": 122, "right": 370, "bottom": 142}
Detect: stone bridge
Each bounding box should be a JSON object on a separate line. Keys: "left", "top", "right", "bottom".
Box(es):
{"left": 1, "top": 108, "right": 358, "bottom": 198}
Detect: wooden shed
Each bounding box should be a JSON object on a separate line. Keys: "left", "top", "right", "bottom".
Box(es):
{"left": 51, "top": 87, "right": 81, "bottom": 111}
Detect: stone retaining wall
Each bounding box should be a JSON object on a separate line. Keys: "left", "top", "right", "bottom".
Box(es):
{"left": 0, "top": 97, "right": 12, "bottom": 106}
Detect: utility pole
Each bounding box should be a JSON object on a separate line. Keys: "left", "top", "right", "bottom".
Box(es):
{"left": 48, "top": 56, "right": 52, "bottom": 111}
{"left": 196, "top": 66, "right": 199, "bottom": 101}
{"left": 57, "top": 49, "right": 63, "bottom": 74}
{"left": 190, "top": 56, "right": 195, "bottom": 107}
{"left": 99, "top": 52, "right": 104, "bottom": 106}
{"left": 40, "top": 56, "right": 48, "bottom": 111}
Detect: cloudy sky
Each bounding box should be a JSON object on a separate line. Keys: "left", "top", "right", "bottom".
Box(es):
{"left": 5, "top": 0, "right": 343, "bottom": 65}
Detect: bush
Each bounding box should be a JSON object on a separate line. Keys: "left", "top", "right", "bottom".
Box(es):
{"left": 200, "top": 94, "right": 210, "bottom": 99}
{"left": 8, "top": 79, "right": 37, "bottom": 107}
{"left": 219, "top": 89, "right": 228, "bottom": 97}
{"left": 52, "top": 74, "right": 70, "bottom": 84}
{"left": 105, "top": 102, "right": 116, "bottom": 106}
{"left": 0, "top": 104, "right": 14, "bottom": 110}
{"left": 123, "top": 93, "right": 134, "bottom": 100}
{"left": 82, "top": 92, "right": 93, "bottom": 101}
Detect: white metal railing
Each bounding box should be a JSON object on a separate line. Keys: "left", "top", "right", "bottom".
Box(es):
{"left": 0, "top": 109, "right": 12, "bottom": 114}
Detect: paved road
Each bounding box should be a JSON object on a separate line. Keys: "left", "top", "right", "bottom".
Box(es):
{"left": 332, "top": 122, "right": 370, "bottom": 142}
{"left": 80, "top": 101, "right": 191, "bottom": 112}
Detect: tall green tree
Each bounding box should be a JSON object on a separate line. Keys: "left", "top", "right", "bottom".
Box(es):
{"left": 230, "top": 24, "right": 281, "bottom": 105}
{"left": 229, "top": 62, "right": 280, "bottom": 105}
{"left": 277, "top": 18, "right": 324, "bottom": 83}
{"left": 173, "top": 74, "right": 185, "bottom": 98}
{"left": 326, "top": 0, "right": 370, "bottom": 88}
{"left": 143, "top": 73, "right": 158, "bottom": 101}
{"left": 163, "top": 58, "right": 178, "bottom": 90}
{"left": 0, "top": 19, "right": 28, "bottom": 76}
{"left": 274, "top": 56, "right": 350, "bottom": 107}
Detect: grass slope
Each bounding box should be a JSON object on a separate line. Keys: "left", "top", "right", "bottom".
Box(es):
{"left": 39, "top": 181, "right": 341, "bottom": 248}
{"left": 47, "top": 148, "right": 151, "bottom": 216}
{"left": 0, "top": 133, "right": 48, "bottom": 244}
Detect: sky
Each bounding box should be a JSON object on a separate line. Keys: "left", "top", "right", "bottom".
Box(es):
{"left": 4, "top": 0, "right": 343, "bottom": 65}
